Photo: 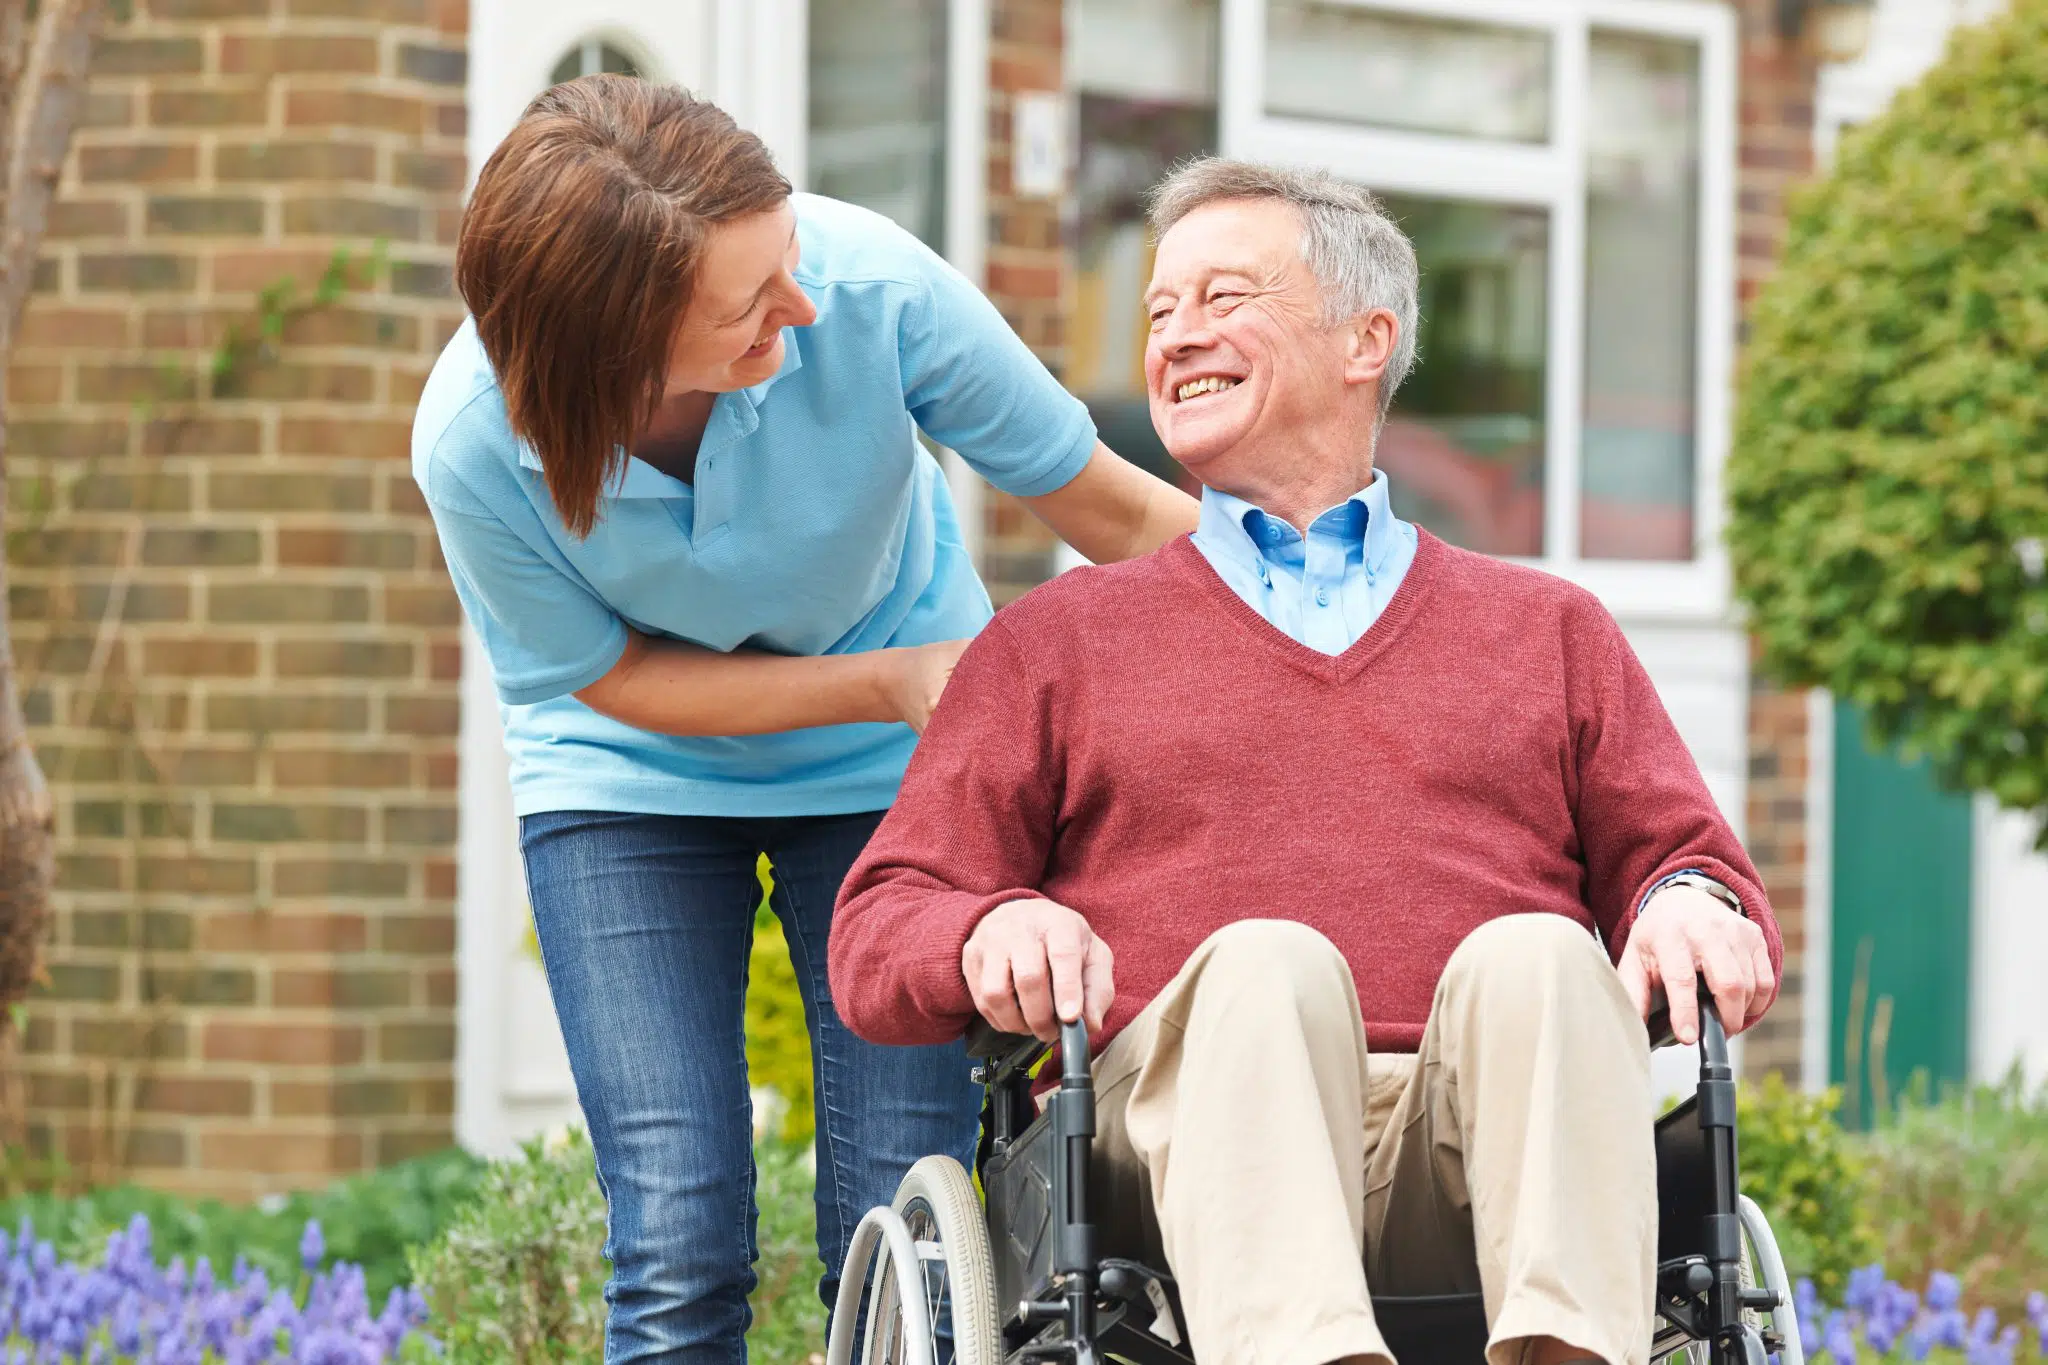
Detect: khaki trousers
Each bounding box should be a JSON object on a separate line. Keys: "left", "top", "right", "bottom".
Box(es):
{"left": 1088, "top": 916, "right": 1657, "bottom": 1365}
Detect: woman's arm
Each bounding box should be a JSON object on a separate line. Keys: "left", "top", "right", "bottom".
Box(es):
{"left": 574, "top": 631, "right": 967, "bottom": 737}
{"left": 1020, "top": 441, "right": 1200, "bottom": 564}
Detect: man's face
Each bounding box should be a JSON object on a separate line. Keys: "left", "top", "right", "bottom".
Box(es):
{"left": 1142, "top": 198, "right": 1350, "bottom": 476}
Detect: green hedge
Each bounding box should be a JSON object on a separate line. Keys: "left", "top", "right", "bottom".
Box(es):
{"left": 1726, "top": 0, "right": 2048, "bottom": 832}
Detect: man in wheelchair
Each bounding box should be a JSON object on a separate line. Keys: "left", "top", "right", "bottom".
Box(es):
{"left": 829, "top": 158, "right": 1785, "bottom": 1365}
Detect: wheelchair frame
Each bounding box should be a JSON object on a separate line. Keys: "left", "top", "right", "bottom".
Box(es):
{"left": 830, "top": 981, "right": 1805, "bottom": 1365}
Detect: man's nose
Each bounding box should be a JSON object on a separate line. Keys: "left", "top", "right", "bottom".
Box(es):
{"left": 1154, "top": 301, "right": 1212, "bottom": 359}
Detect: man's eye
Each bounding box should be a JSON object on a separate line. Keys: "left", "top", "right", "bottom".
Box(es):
{"left": 1209, "top": 291, "right": 1243, "bottom": 306}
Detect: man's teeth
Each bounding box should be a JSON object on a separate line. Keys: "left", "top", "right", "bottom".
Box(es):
{"left": 1176, "top": 376, "right": 1238, "bottom": 402}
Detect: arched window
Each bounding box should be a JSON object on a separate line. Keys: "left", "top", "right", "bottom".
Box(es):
{"left": 549, "top": 37, "right": 643, "bottom": 86}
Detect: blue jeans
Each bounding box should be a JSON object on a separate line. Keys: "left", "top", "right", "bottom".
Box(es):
{"left": 520, "top": 809, "right": 983, "bottom": 1365}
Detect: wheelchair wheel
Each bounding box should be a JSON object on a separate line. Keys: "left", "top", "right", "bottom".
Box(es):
{"left": 846, "top": 1156, "right": 1002, "bottom": 1365}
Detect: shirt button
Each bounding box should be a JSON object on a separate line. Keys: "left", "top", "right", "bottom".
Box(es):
{"left": 1315, "top": 588, "right": 1329, "bottom": 607}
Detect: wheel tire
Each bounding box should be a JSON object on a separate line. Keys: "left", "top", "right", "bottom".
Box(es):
{"left": 887, "top": 1155, "right": 1002, "bottom": 1365}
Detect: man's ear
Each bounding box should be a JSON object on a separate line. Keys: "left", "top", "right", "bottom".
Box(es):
{"left": 1342, "top": 308, "right": 1400, "bottom": 388}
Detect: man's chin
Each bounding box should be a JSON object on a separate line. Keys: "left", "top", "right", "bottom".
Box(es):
{"left": 1160, "top": 436, "right": 1237, "bottom": 476}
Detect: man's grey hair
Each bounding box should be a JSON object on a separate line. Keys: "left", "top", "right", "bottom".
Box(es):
{"left": 1146, "top": 158, "right": 1420, "bottom": 419}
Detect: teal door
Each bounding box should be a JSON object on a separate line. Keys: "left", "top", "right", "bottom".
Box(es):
{"left": 1830, "top": 703, "right": 1973, "bottom": 1126}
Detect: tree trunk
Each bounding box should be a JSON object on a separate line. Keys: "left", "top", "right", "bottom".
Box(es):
{"left": 0, "top": 0, "right": 108, "bottom": 1012}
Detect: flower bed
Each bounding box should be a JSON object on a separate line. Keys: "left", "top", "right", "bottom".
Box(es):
{"left": 1797, "top": 1268, "right": 2048, "bottom": 1365}
{"left": 0, "top": 1215, "right": 433, "bottom": 1364}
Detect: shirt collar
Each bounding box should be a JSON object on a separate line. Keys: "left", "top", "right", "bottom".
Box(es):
{"left": 1197, "top": 471, "right": 1403, "bottom": 572}
{"left": 513, "top": 327, "right": 808, "bottom": 499}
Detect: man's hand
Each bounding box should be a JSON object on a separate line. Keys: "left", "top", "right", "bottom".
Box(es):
{"left": 1617, "top": 885, "right": 1774, "bottom": 1045}
{"left": 962, "top": 898, "right": 1115, "bottom": 1042}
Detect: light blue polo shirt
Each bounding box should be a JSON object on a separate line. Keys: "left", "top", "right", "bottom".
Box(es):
{"left": 412, "top": 193, "right": 1098, "bottom": 818}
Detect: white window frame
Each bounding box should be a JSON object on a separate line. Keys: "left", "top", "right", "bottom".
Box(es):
{"left": 1220, "top": 0, "right": 1738, "bottom": 623}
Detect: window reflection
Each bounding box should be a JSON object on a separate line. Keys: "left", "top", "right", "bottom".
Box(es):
{"left": 1377, "top": 196, "right": 1550, "bottom": 557}
{"left": 807, "top": 0, "right": 948, "bottom": 247}
{"left": 1581, "top": 31, "right": 1701, "bottom": 560}
{"left": 1265, "top": 2, "right": 1552, "bottom": 143}
{"left": 548, "top": 39, "right": 641, "bottom": 85}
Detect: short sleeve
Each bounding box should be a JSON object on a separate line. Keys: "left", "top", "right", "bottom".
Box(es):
{"left": 423, "top": 471, "right": 628, "bottom": 708}
{"left": 898, "top": 246, "right": 1099, "bottom": 499}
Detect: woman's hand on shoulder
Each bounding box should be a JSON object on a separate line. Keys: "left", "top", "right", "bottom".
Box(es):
{"left": 878, "top": 638, "right": 970, "bottom": 734}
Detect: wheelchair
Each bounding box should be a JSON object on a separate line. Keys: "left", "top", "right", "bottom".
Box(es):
{"left": 827, "top": 980, "right": 1804, "bottom": 1365}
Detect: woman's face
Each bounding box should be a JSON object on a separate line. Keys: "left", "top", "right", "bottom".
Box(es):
{"left": 664, "top": 200, "right": 817, "bottom": 396}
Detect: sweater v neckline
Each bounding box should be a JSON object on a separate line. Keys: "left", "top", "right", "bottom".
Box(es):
{"left": 1163, "top": 529, "right": 1441, "bottom": 683}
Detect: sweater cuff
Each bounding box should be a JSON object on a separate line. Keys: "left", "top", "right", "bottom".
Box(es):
{"left": 906, "top": 888, "right": 1049, "bottom": 1030}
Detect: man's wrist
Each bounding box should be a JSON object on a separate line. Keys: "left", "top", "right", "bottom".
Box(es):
{"left": 1642, "top": 870, "right": 1743, "bottom": 916}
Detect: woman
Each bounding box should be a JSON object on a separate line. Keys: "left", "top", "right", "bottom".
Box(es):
{"left": 412, "top": 76, "right": 1197, "bottom": 1364}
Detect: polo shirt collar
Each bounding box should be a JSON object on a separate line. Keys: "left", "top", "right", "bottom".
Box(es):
{"left": 513, "top": 327, "right": 808, "bottom": 499}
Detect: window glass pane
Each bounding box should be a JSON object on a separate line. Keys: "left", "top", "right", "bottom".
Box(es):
{"left": 1265, "top": 3, "right": 1550, "bottom": 143}
{"left": 1072, "top": 0, "right": 1220, "bottom": 491}
{"left": 1376, "top": 195, "right": 1548, "bottom": 557}
{"left": 1580, "top": 30, "right": 1701, "bottom": 561}
{"left": 807, "top": 0, "right": 948, "bottom": 247}
{"left": 549, "top": 40, "right": 641, "bottom": 86}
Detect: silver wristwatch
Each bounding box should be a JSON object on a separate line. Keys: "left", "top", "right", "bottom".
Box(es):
{"left": 1659, "top": 871, "right": 1743, "bottom": 914}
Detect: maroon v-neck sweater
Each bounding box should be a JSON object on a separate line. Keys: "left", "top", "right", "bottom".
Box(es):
{"left": 831, "top": 531, "right": 1780, "bottom": 1054}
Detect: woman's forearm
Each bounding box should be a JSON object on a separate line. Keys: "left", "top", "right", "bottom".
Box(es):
{"left": 574, "top": 630, "right": 901, "bottom": 737}
{"left": 1023, "top": 441, "right": 1201, "bottom": 564}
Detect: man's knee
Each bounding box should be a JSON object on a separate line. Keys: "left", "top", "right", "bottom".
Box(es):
{"left": 1447, "top": 913, "right": 1610, "bottom": 983}
{"left": 1186, "top": 919, "right": 1356, "bottom": 1015}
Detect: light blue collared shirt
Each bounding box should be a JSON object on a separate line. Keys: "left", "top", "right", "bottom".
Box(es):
{"left": 1188, "top": 471, "right": 1419, "bottom": 655}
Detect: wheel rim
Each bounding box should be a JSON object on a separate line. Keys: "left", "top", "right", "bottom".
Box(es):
{"left": 867, "top": 1198, "right": 956, "bottom": 1365}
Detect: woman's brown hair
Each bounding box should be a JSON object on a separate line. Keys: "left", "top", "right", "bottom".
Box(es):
{"left": 457, "top": 76, "right": 791, "bottom": 537}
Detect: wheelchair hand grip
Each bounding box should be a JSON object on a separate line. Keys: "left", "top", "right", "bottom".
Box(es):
{"left": 1696, "top": 976, "right": 1732, "bottom": 1071}
{"left": 1060, "top": 1017, "right": 1092, "bottom": 1087}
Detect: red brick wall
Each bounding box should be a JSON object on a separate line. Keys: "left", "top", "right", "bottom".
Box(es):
{"left": 980, "top": 0, "right": 1069, "bottom": 604}
{"left": 9, "top": 0, "right": 468, "bottom": 1197}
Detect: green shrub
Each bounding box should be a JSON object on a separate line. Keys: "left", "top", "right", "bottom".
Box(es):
{"left": 1725, "top": 0, "right": 2048, "bottom": 835}
{"left": 408, "top": 1129, "right": 611, "bottom": 1364}
{"left": 1738, "top": 1073, "right": 1879, "bottom": 1301}
{"left": 749, "top": 855, "right": 818, "bottom": 1145}
{"left": 0, "top": 1145, "right": 485, "bottom": 1301}
{"left": 408, "top": 1128, "right": 826, "bottom": 1365}
{"left": 1860, "top": 1066, "right": 2048, "bottom": 1318}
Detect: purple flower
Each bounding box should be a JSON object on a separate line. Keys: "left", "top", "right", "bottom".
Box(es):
{"left": 1825, "top": 1310, "right": 1859, "bottom": 1365}
{"left": 298, "top": 1220, "right": 325, "bottom": 1274}
{"left": 1846, "top": 1266, "right": 1886, "bottom": 1316}
{"left": 1929, "top": 1272, "right": 1964, "bottom": 1313}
